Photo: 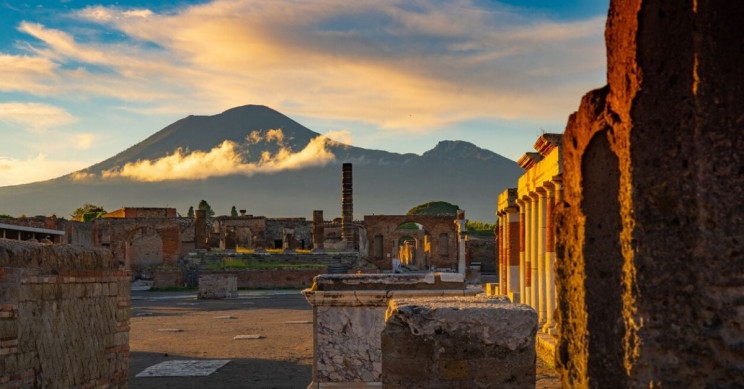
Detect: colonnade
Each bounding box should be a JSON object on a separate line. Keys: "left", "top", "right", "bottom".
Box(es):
{"left": 496, "top": 133, "right": 563, "bottom": 335}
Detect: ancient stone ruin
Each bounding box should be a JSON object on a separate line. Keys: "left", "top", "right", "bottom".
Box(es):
{"left": 555, "top": 1, "right": 744, "bottom": 387}
{"left": 382, "top": 295, "right": 537, "bottom": 389}
{"left": 0, "top": 240, "right": 130, "bottom": 387}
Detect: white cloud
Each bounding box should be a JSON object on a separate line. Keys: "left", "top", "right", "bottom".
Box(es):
{"left": 102, "top": 129, "right": 337, "bottom": 182}
{"left": 0, "top": 154, "right": 87, "bottom": 186}
{"left": 0, "top": 102, "right": 76, "bottom": 131}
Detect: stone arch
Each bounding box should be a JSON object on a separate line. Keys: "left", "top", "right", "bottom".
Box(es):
{"left": 580, "top": 130, "right": 625, "bottom": 387}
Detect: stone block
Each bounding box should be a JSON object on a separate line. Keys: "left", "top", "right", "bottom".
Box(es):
{"left": 302, "top": 273, "right": 477, "bottom": 387}
{"left": 382, "top": 295, "right": 536, "bottom": 389}
{"left": 484, "top": 282, "right": 499, "bottom": 296}
{"left": 197, "top": 274, "right": 238, "bottom": 299}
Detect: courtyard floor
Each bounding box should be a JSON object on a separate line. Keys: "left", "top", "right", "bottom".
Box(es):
{"left": 128, "top": 289, "right": 560, "bottom": 388}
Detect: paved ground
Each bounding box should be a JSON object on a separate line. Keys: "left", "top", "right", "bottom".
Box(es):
{"left": 129, "top": 289, "right": 560, "bottom": 388}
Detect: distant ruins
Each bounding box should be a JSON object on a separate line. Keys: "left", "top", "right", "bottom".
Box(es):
{"left": 0, "top": 163, "right": 486, "bottom": 280}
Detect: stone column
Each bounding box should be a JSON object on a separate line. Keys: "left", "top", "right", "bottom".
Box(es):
{"left": 507, "top": 210, "right": 521, "bottom": 299}
{"left": 341, "top": 163, "right": 354, "bottom": 250}
{"left": 543, "top": 182, "right": 557, "bottom": 334}
{"left": 522, "top": 199, "right": 531, "bottom": 306}
{"left": 536, "top": 188, "right": 548, "bottom": 326}
{"left": 497, "top": 213, "right": 505, "bottom": 294}
{"left": 529, "top": 193, "right": 539, "bottom": 311}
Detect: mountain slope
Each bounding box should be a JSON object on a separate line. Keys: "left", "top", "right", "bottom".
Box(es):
{"left": 0, "top": 105, "right": 524, "bottom": 221}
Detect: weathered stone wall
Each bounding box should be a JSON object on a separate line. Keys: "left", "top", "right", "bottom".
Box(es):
{"left": 202, "top": 268, "right": 324, "bottom": 289}
{"left": 555, "top": 1, "right": 744, "bottom": 387}
{"left": 265, "top": 218, "right": 312, "bottom": 250}
{"left": 382, "top": 296, "right": 536, "bottom": 389}
{"left": 152, "top": 269, "right": 184, "bottom": 288}
{"left": 197, "top": 274, "right": 237, "bottom": 299}
{"left": 468, "top": 237, "right": 496, "bottom": 273}
{"left": 0, "top": 240, "right": 130, "bottom": 387}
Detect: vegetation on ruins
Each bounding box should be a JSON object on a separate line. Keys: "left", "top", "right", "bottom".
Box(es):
{"left": 186, "top": 206, "right": 194, "bottom": 218}
{"left": 230, "top": 206, "right": 238, "bottom": 217}
{"left": 71, "top": 203, "right": 107, "bottom": 222}
{"left": 406, "top": 201, "right": 459, "bottom": 216}
{"left": 466, "top": 220, "right": 495, "bottom": 238}
{"left": 198, "top": 199, "right": 215, "bottom": 217}
{"left": 0, "top": 214, "right": 12, "bottom": 219}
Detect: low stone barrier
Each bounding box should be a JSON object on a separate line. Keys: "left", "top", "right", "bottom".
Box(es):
{"left": 0, "top": 240, "right": 130, "bottom": 387}
{"left": 202, "top": 268, "right": 325, "bottom": 289}
{"left": 382, "top": 295, "right": 537, "bottom": 388}
{"left": 302, "top": 273, "right": 477, "bottom": 388}
{"left": 152, "top": 269, "right": 184, "bottom": 288}
{"left": 197, "top": 274, "right": 237, "bottom": 299}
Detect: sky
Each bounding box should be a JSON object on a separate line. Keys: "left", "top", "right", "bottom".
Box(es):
{"left": 0, "top": 0, "right": 609, "bottom": 187}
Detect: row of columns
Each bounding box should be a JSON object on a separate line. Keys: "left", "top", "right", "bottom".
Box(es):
{"left": 498, "top": 180, "right": 561, "bottom": 334}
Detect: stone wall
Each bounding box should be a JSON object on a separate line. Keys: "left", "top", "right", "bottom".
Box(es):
{"left": 467, "top": 237, "right": 496, "bottom": 273}
{"left": 197, "top": 274, "right": 237, "bottom": 299}
{"left": 555, "top": 1, "right": 744, "bottom": 387}
{"left": 0, "top": 240, "right": 130, "bottom": 387}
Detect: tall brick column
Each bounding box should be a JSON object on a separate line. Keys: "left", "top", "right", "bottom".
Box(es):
{"left": 341, "top": 163, "right": 354, "bottom": 250}
{"left": 555, "top": 1, "right": 744, "bottom": 387}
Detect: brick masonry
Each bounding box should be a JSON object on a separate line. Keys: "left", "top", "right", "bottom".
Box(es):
{"left": 0, "top": 240, "right": 130, "bottom": 388}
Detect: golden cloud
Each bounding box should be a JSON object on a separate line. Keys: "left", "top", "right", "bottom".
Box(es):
{"left": 101, "top": 129, "right": 336, "bottom": 182}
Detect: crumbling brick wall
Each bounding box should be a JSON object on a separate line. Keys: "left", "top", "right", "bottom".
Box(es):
{"left": 0, "top": 240, "right": 130, "bottom": 387}
{"left": 555, "top": 1, "right": 744, "bottom": 387}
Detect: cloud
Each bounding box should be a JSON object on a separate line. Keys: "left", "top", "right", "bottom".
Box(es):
{"left": 0, "top": 102, "right": 76, "bottom": 131}
{"left": 0, "top": 154, "right": 87, "bottom": 186}
{"left": 0, "top": 54, "right": 58, "bottom": 93}
{"left": 101, "top": 130, "right": 336, "bottom": 182}
{"left": 323, "top": 130, "right": 353, "bottom": 146}
{"left": 73, "top": 133, "right": 97, "bottom": 150}
{"left": 9, "top": 0, "right": 605, "bottom": 131}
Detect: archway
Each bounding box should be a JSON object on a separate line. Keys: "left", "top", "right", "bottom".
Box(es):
{"left": 393, "top": 222, "right": 431, "bottom": 270}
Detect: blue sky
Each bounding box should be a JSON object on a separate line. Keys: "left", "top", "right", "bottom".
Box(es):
{"left": 0, "top": 0, "right": 609, "bottom": 186}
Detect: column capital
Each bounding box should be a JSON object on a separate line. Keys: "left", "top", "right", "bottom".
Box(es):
{"left": 536, "top": 187, "right": 548, "bottom": 197}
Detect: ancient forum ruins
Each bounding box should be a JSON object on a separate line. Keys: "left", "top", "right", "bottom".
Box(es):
{"left": 2, "top": 1, "right": 743, "bottom": 387}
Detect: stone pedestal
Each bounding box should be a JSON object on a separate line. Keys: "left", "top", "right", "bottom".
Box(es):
{"left": 302, "top": 273, "right": 475, "bottom": 388}
{"left": 197, "top": 274, "right": 237, "bottom": 299}
{"left": 382, "top": 295, "right": 537, "bottom": 389}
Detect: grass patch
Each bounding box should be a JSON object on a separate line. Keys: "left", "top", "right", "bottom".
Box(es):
{"left": 148, "top": 286, "right": 197, "bottom": 292}
{"left": 206, "top": 261, "right": 328, "bottom": 270}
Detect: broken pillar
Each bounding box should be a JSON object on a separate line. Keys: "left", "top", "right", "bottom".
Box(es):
{"left": 555, "top": 1, "right": 744, "bottom": 387}
{"left": 302, "top": 273, "right": 475, "bottom": 388}
{"left": 382, "top": 295, "right": 537, "bottom": 389}
{"left": 312, "top": 210, "right": 324, "bottom": 250}
{"left": 194, "top": 209, "right": 208, "bottom": 250}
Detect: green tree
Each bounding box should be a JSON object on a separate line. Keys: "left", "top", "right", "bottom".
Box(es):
{"left": 187, "top": 206, "right": 195, "bottom": 218}
{"left": 71, "top": 203, "right": 107, "bottom": 222}
{"left": 407, "top": 201, "right": 459, "bottom": 216}
{"left": 0, "top": 214, "right": 12, "bottom": 219}
{"left": 230, "top": 206, "right": 238, "bottom": 217}
{"left": 198, "top": 199, "right": 214, "bottom": 217}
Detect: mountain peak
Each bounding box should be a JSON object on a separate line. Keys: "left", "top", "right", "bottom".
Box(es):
{"left": 422, "top": 140, "right": 496, "bottom": 161}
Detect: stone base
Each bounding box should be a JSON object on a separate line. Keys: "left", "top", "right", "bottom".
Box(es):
{"left": 197, "top": 274, "right": 238, "bottom": 299}
{"left": 508, "top": 291, "right": 520, "bottom": 304}
{"left": 484, "top": 282, "right": 499, "bottom": 296}
{"left": 382, "top": 295, "right": 537, "bottom": 388}
{"left": 307, "top": 381, "right": 382, "bottom": 388}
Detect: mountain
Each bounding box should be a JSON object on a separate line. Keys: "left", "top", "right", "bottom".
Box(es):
{"left": 0, "top": 105, "right": 523, "bottom": 221}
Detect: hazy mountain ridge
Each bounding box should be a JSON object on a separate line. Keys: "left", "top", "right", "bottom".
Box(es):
{"left": 0, "top": 105, "right": 523, "bottom": 221}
